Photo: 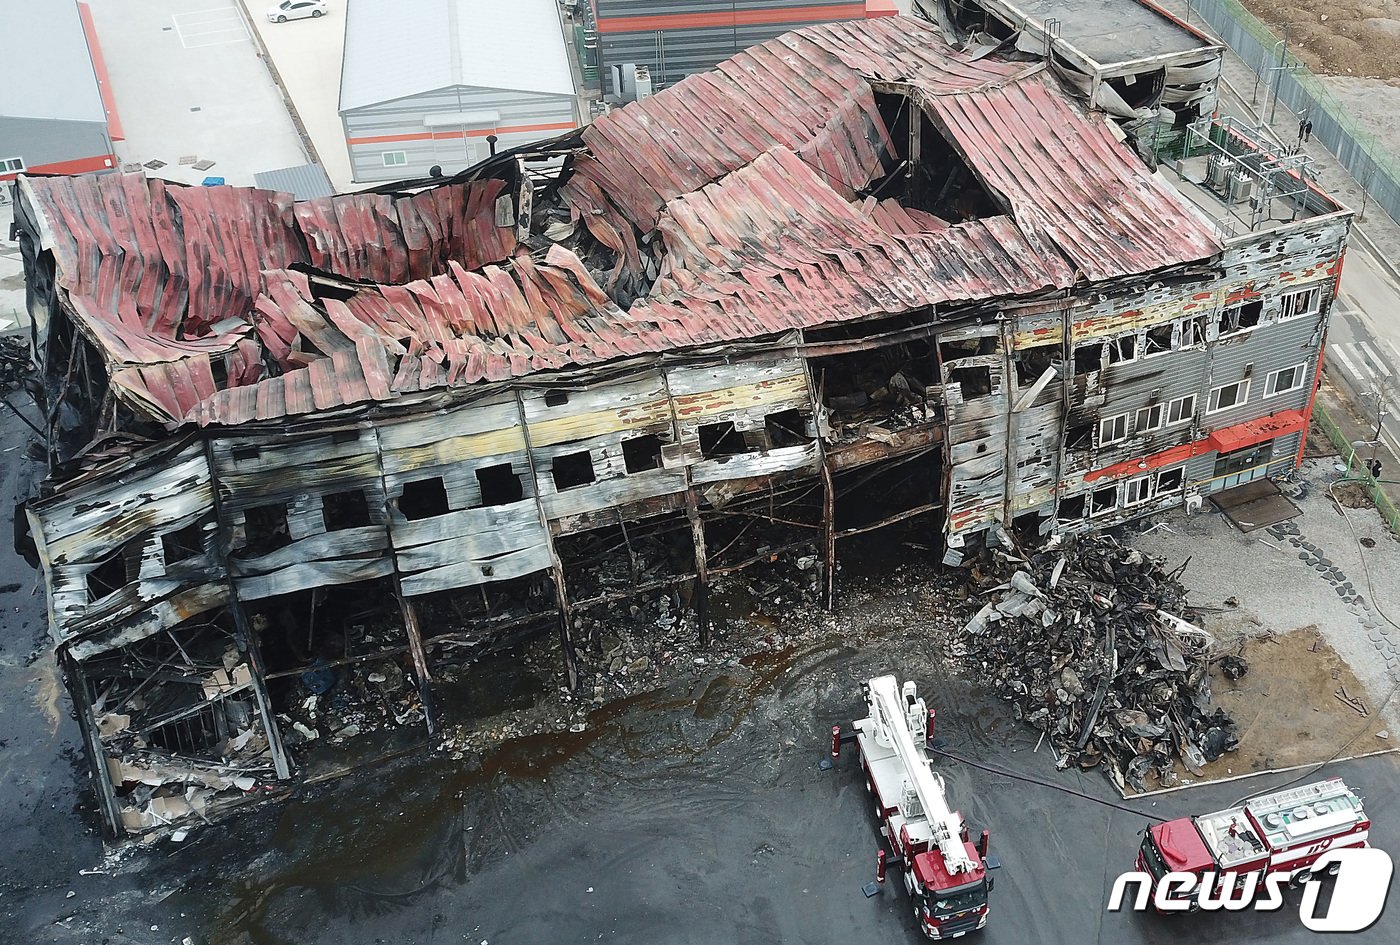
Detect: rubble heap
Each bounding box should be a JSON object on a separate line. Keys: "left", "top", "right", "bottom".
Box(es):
{"left": 0, "top": 335, "right": 29, "bottom": 392}
{"left": 958, "top": 532, "right": 1237, "bottom": 792}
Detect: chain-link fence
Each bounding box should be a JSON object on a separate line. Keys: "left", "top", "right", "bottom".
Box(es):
{"left": 1190, "top": 0, "right": 1400, "bottom": 222}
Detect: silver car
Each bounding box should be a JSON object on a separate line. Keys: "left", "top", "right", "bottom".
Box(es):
{"left": 268, "top": 0, "right": 327, "bottom": 22}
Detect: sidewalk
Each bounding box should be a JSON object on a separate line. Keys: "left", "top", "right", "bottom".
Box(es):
{"left": 1157, "top": 0, "right": 1400, "bottom": 278}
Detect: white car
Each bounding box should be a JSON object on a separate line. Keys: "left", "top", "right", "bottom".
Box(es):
{"left": 268, "top": 0, "right": 327, "bottom": 22}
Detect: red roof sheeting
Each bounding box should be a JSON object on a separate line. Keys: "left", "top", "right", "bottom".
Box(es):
{"left": 25, "top": 17, "right": 1220, "bottom": 429}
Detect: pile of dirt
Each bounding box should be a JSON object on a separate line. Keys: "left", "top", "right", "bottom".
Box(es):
{"left": 1240, "top": 0, "right": 1400, "bottom": 78}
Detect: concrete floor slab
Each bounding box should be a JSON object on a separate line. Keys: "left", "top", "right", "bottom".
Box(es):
{"left": 85, "top": 0, "right": 308, "bottom": 187}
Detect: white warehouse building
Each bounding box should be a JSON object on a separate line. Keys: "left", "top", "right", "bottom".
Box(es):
{"left": 339, "top": 0, "right": 580, "bottom": 183}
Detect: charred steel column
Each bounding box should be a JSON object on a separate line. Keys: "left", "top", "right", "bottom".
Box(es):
{"left": 201, "top": 439, "right": 293, "bottom": 781}
{"left": 514, "top": 389, "right": 581, "bottom": 689}
{"left": 393, "top": 581, "right": 439, "bottom": 736}
{"left": 60, "top": 650, "right": 124, "bottom": 836}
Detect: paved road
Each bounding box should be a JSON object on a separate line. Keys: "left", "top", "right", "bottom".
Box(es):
{"left": 85, "top": 0, "right": 308, "bottom": 186}
{"left": 1324, "top": 242, "right": 1400, "bottom": 461}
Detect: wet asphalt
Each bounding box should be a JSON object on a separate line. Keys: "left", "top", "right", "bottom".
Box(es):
{"left": 2, "top": 406, "right": 1398, "bottom": 945}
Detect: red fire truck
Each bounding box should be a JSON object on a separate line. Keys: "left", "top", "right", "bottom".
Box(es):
{"left": 1136, "top": 777, "right": 1370, "bottom": 906}
{"left": 853, "top": 675, "right": 995, "bottom": 939}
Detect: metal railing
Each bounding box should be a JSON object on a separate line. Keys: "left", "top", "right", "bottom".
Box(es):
{"left": 1190, "top": 0, "right": 1400, "bottom": 223}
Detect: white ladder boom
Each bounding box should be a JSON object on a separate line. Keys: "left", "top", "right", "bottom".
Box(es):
{"left": 866, "top": 675, "right": 977, "bottom": 875}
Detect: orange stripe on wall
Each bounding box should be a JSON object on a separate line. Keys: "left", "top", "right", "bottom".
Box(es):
{"left": 595, "top": 4, "right": 864, "bottom": 33}
{"left": 77, "top": 2, "right": 124, "bottom": 141}
{"left": 347, "top": 121, "right": 577, "bottom": 146}
{"left": 0, "top": 153, "right": 117, "bottom": 182}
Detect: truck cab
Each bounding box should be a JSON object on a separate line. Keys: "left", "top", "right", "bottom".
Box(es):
{"left": 912, "top": 844, "right": 990, "bottom": 938}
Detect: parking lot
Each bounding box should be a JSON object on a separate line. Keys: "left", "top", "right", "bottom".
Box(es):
{"left": 84, "top": 0, "right": 308, "bottom": 185}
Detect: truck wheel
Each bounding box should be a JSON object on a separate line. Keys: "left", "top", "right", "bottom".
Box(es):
{"left": 1327, "top": 861, "right": 1341, "bottom": 876}
{"left": 1292, "top": 870, "right": 1314, "bottom": 887}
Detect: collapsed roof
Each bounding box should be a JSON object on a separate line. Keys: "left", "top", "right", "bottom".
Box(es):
{"left": 19, "top": 16, "right": 1220, "bottom": 431}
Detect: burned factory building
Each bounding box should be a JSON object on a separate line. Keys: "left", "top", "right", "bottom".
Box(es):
{"left": 11, "top": 17, "right": 1347, "bottom": 836}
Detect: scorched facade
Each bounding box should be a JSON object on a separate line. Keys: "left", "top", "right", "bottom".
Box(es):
{"left": 10, "top": 17, "right": 1347, "bottom": 837}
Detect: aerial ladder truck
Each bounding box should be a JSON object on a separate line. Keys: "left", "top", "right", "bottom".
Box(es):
{"left": 852, "top": 675, "right": 994, "bottom": 939}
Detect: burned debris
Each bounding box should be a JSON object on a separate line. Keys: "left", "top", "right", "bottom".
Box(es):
{"left": 958, "top": 532, "right": 1237, "bottom": 792}
{"left": 10, "top": 15, "right": 1347, "bottom": 838}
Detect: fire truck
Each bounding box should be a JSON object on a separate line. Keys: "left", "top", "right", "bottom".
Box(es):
{"left": 852, "top": 675, "right": 994, "bottom": 939}
{"left": 1137, "top": 777, "right": 1370, "bottom": 905}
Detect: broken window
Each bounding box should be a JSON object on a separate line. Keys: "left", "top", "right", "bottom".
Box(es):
{"left": 1057, "top": 494, "right": 1086, "bottom": 522}
{"left": 1073, "top": 343, "right": 1104, "bottom": 374}
{"left": 87, "top": 540, "right": 140, "bottom": 602}
{"left": 239, "top": 502, "right": 292, "bottom": 555}
{"left": 399, "top": 477, "right": 450, "bottom": 520}
{"left": 947, "top": 364, "right": 992, "bottom": 398}
{"left": 1217, "top": 299, "right": 1262, "bottom": 336}
{"left": 1207, "top": 379, "right": 1250, "bottom": 413}
{"left": 476, "top": 462, "right": 524, "bottom": 505}
{"left": 544, "top": 390, "right": 570, "bottom": 407}
{"left": 1123, "top": 475, "right": 1152, "bottom": 506}
{"left": 231, "top": 444, "right": 260, "bottom": 462}
{"left": 1265, "top": 363, "right": 1306, "bottom": 397}
{"left": 621, "top": 435, "right": 663, "bottom": 473}
{"left": 1098, "top": 413, "right": 1128, "bottom": 446}
{"left": 331, "top": 429, "right": 360, "bottom": 445}
{"left": 1135, "top": 404, "right": 1164, "bottom": 433}
{"left": 1167, "top": 394, "right": 1196, "bottom": 425}
{"left": 1089, "top": 485, "right": 1118, "bottom": 516}
{"left": 1065, "top": 422, "right": 1092, "bottom": 451}
{"left": 940, "top": 336, "right": 998, "bottom": 360}
{"left": 1106, "top": 334, "right": 1138, "bottom": 365}
{"left": 764, "top": 409, "right": 810, "bottom": 448}
{"left": 698, "top": 421, "right": 749, "bottom": 457}
{"left": 552, "top": 450, "right": 596, "bottom": 490}
{"left": 1015, "top": 344, "right": 1059, "bottom": 387}
{"left": 323, "top": 488, "right": 371, "bottom": 531}
{"left": 147, "top": 701, "right": 223, "bottom": 754}
{"left": 1143, "top": 323, "right": 1173, "bottom": 357}
{"left": 1156, "top": 467, "right": 1185, "bottom": 493}
{"left": 1179, "top": 315, "right": 1208, "bottom": 349}
{"left": 161, "top": 521, "right": 205, "bottom": 564}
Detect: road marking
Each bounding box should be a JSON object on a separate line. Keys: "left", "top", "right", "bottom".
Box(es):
{"left": 1357, "top": 341, "right": 1394, "bottom": 378}
{"left": 172, "top": 10, "right": 248, "bottom": 48}
{"left": 1330, "top": 344, "right": 1368, "bottom": 383}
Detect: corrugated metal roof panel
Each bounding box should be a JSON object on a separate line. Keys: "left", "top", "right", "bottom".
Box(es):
{"left": 253, "top": 163, "right": 334, "bottom": 201}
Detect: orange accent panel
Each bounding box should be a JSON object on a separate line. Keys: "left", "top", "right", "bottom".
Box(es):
{"left": 595, "top": 4, "right": 864, "bottom": 33}
{"left": 347, "top": 121, "right": 576, "bottom": 147}
{"left": 77, "top": 3, "right": 123, "bottom": 141}
{"left": 865, "top": 0, "right": 900, "bottom": 16}
{"left": 1, "top": 153, "right": 116, "bottom": 182}
{"left": 1083, "top": 409, "right": 1307, "bottom": 483}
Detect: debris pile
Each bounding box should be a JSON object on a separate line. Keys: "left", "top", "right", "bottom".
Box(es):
{"left": 278, "top": 657, "right": 424, "bottom": 747}
{"left": 0, "top": 335, "right": 29, "bottom": 392}
{"left": 958, "top": 532, "right": 1237, "bottom": 792}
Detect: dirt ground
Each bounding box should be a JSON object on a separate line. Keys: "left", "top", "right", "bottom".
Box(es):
{"left": 1240, "top": 0, "right": 1400, "bottom": 78}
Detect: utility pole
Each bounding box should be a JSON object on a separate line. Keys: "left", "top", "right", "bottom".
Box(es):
{"left": 1268, "top": 25, "right": 1291, "bottom": 126}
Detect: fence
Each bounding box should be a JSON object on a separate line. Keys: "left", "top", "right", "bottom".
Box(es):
{"left": 1189, "top": 0, "right": 1400, "bottom": 223}
{"left": 1311, "top": 400, "right": 1400, "bottom": 534}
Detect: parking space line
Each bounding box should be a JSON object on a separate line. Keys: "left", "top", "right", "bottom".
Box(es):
{"left": 172, "top": 10, "right": 248, "bottom": 48}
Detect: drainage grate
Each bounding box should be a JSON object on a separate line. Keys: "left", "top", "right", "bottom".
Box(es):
{"left": 143, "top": 159, "right": 166, "bottom": 170}
{"left": 178, "top": 155, "right": 198, "bottom": 165}
{"left": 192, "top": 160, "right": 216, "bottom": 171}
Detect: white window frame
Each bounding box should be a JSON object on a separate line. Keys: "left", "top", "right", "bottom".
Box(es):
{"left": 1278, "top": 286, "right": 1322, "bottom": 321}
{"left": 1135, "top": 404, "right": 1165, "bottom": 433}
{"left": 1166, "top": 393, "right": 1196, "bottom": 426}
{"left": 0, "top": 156, "right": 23, "bottom": 173}
{"left": 1142, "top": 321, "right": 1174, "bottom": 358}
{"left": 1098, "top": 413, "right": 1129, "bottom": 446}
{"left": 1123, "top": 475, "right": 1152, "bottom": 506}
{"left": 381, "top": 150, "right": 407, "bottom": 167}
{"left": 1207, "top": 379, "right": 1250, "bottom": 414}
{"left": 1106, "top": 333, "right": 1138, "bottom": 366}
{"left": 1178, "top": 314, "right": 1209, "bottom": 350}
{"left": 1264, "top": 362, "right": 1307, "bottom": 397}
{"left": 1089, "top": 484, "right": 1119, "bottom": 517}
{"left": 1156, "top": 467, "right": 1185, "bottom": 494}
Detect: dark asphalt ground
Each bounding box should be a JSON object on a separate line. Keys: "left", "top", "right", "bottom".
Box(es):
{"left": 2, "top": 407, "right": 1398, "bottom": 945}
